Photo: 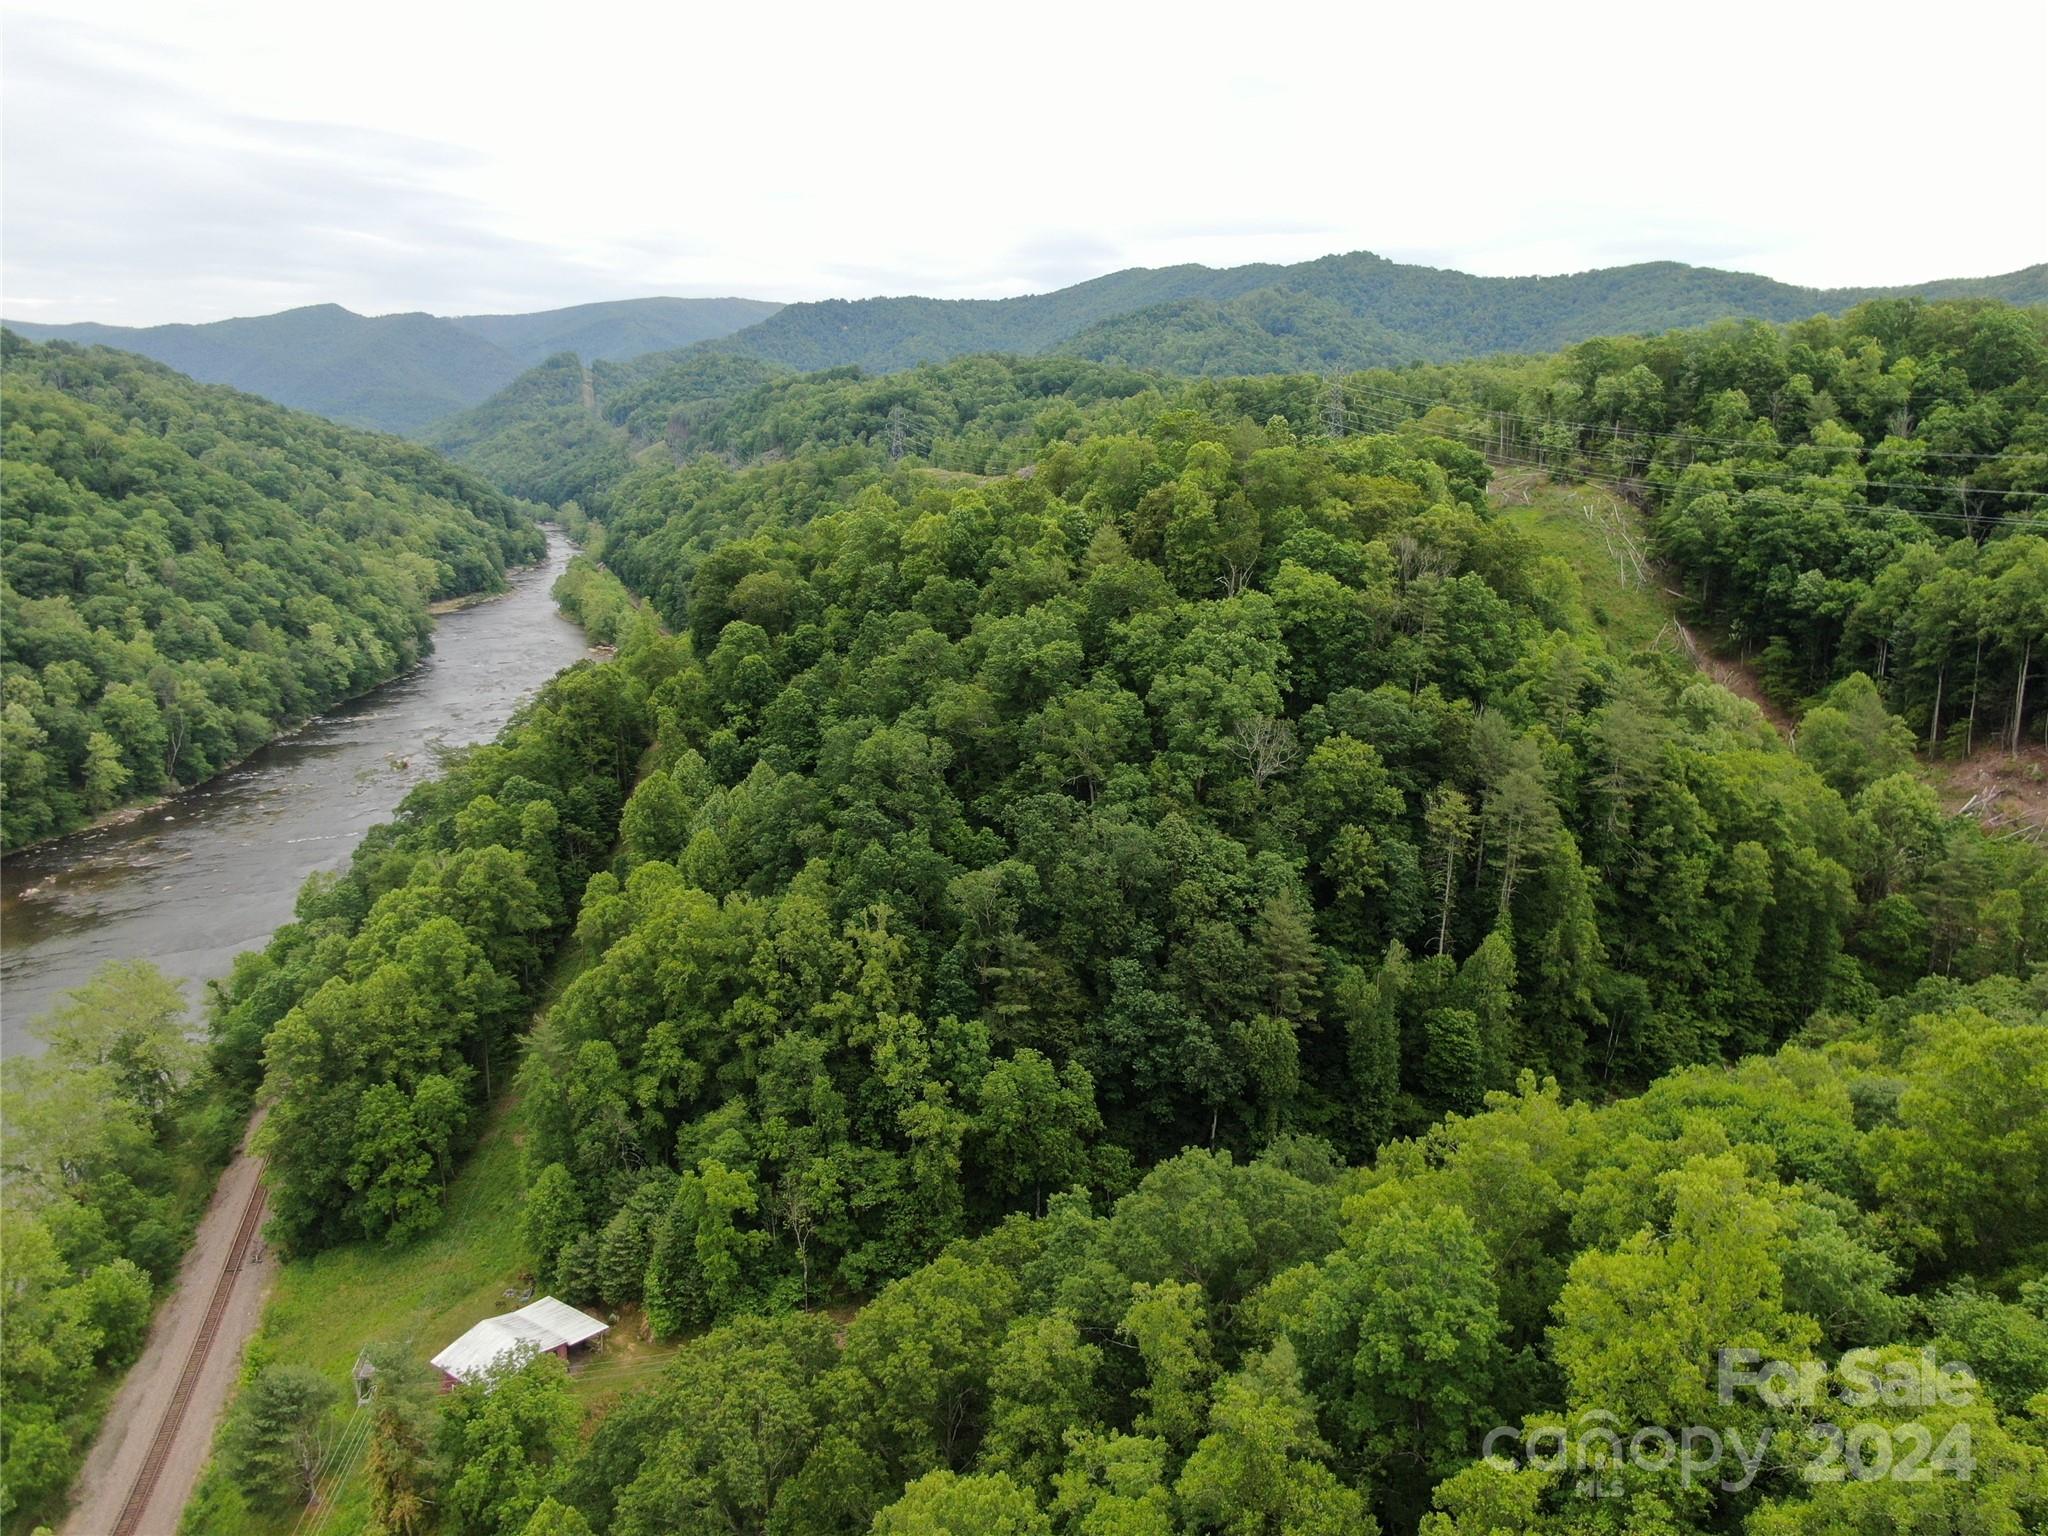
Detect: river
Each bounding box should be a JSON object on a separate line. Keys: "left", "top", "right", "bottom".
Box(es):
{"left": 0, "top": 529, "right": 592, "bottom": 1053}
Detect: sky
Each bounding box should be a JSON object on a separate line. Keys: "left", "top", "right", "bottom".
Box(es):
{"left": 3, "top": 0, "right": 2045, "bottom": 327}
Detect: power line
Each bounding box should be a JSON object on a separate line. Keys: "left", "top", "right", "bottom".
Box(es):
{"left": 1341, "top": 385, "right": 2048, "bottom": 499}
{"left": 285, "top": 1417, "right": 357, "bottom": 1536}
{"left": 1339, "top": 402, "right": 2048, "bottom": 531}
{"left": 287, "top": 1407, "right": 371, "bottom": 1536}
{"left": 558, "top": 1353, "right": 681, "bottom": 1386}
{"left": 1343, "top": 376, "right": 2038, "bottom": 462}
{"left": 309, "top": 1410, "right": 377, "bottom": 1536}
{"left": 1348, "top": 408, "right": 2048, "bottom": 533}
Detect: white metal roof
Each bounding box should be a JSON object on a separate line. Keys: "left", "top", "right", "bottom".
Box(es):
{"left": 511, "top": 1295, "right": 609, "bottom": 1347}
{"left": 430, "top": 1295, "right": 608, "bottom": 1382}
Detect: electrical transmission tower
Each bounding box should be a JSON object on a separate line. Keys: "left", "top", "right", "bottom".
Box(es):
{"left": 1323, "top": 373, "right": 1347, "bottom": 439}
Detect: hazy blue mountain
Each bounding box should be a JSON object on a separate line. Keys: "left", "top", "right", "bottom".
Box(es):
{"left": 16, "top": 256, "right": 2041, "bottom": 433}
{"left": 1, "top": 305, "right": 519, "bottom": 433}
{"left": 711, "top": 264, "right": 1273, "bottom": 372}
{"left": 3, "top": 297, "right": 781, "bottom": 433}
{"left": 447, "top": 296, "right": 782, "bottom": 367}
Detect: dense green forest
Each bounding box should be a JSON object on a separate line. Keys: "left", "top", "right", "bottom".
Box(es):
{"left": 1056, "top": 292, "right": 1421, "bottom": 375}
{"left": 430, "top": 350, "right": 1340, "bottom": 525}
{"left": 447, "top": 298, "right": 2048, "bottom": 765}
{"left": 205, "top": 648, "right": 666, "bottom": 1252}
{"left": 431, "top": 284, "right": 2048, "bottom": 548}
{"left": 3, "top": 299, "right": 780, "bottom": 434}
{"left": 0, "top": 334, "right": 543, "bottom": 849}
{"left": 178, "top": 302, "right": 2048, "bottom": 1536}
{"left": 372, "top": 979, "right": 2045, "bottom": 1536}
{"left": 418, "top": 262, "right": 2048, "bottom": 572}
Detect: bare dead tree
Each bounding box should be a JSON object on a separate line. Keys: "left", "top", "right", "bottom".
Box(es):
{"left": 1216, "top": 564, "right": 1253, "bottom": 599}
{"left": 1392, "top": 532, "right": 1449, "bottom": 588}
{"left": 162, "top": 711, "right": 188, "bottom": 781}
{"left": 1228, "top": 715, "right": 1300, "bottom": 789}
{"left": 778, "top": 1171, "right": 817, "bottom": 1302}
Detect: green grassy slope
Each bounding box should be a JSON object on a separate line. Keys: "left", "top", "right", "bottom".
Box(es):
{"left": 177, "top": 1088, "right": 678, "bottom": 1536}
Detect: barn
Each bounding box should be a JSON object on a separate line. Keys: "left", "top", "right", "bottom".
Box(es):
{"left": 430, "top": 1295, "right": 609, "bottom": 1388}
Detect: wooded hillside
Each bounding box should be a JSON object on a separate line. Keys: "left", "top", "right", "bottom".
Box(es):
{"left": 0, "top": 334, "right": 543, "bottom": 848}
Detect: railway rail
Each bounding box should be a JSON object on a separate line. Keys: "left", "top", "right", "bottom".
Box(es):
{"left": 108, "top": 1169, "right": 268, "bottom": 1536}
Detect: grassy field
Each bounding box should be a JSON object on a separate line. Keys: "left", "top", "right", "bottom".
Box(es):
{"left": 179, "top": 940, "right": 681, "bottom": 1536}
{"left": 181, "top": 1086, "right": 681, "bottom": 1536}
{"left": 181, "top": 1094, "right": 504, "bottom": 1536}
{"left": 1492, "top": 469, "right": 1685, "bottom": 658}
{"left": 1494, "top": 469, "right": 2048, "bottom": 834}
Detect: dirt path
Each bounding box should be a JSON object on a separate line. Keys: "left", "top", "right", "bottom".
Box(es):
{"left": 1497, "top": 467, "right": 2046, "bottom": 835}
{"left": 1668, "top": 618, "right": 1796, "bottom": 738}
{"left": 63, "top": 1116, "right": 274, "bottom": 1536}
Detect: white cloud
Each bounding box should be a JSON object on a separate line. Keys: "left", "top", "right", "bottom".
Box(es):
{"left": 3, "top": 0, "right": 2044, "bottom": 325}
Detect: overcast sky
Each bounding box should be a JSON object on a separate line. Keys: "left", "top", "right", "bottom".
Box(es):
{"left": 4, "top": 0, "right": 2045, "bottom": 326}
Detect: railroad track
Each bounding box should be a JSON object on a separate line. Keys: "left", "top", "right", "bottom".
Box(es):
{"left": 108, "top": 1166, "right": 268, "bottom": 1536}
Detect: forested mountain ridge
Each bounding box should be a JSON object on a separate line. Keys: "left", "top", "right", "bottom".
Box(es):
{"left": 429, "top": 277, "right": 2048, "bottom": 519}
{"left": 19, "top": 252, "right": 2035, "bottom": 436}
{"left": 0, "top": 333, "right": 543, "bottom": 849}
{"left": 1, "top": 297, "right": 780, "bottom": 433}
{"left": 431, "top": 349, "right": 1176, "bottom": 515}
{"left": 0, "top": 305, "right": 520, "bottom": 434}
{"left": 716, "top": 249, "right": 2048, "bottom": 375}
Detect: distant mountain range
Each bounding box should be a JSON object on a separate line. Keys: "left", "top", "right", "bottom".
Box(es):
{"left": 9, "top": 253, "right": 2043, "bottom": 436}
{"left": 713, "top": 252, "right": 2048, "bottom": 376}
{"left": 0, "top": 297, "right": 780, "bottom": 433}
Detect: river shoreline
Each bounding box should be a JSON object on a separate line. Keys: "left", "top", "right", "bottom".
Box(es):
{"left": 0, "top": 539, "right": 569, "bottom": 866}
{"left": 1, "top": 529, "right": 589, "bottom": 1047}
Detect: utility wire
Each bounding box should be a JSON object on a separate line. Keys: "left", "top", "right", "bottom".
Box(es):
{"left": 286, "top": 1408, "right": 372, "bottom": 1536}
{"left": 308, "top": 1410, "right": 377, "bottom": 1536}
{"left": 1339, "top": 401, "right": 2048, "bottom": 530}
{"left": 1341, "top": 376, "right": 2038, "bottom": 460}
{"left": 1341, "top": 386, "right": 2046, "bottom": 500}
